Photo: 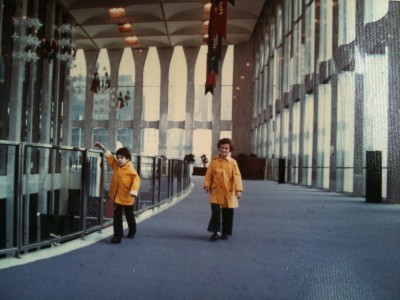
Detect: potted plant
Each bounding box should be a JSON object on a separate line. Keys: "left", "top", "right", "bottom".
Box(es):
{"left": 200, "top": 154, "right": 209, "bottom": 168}
{"left": 192, "top": 154, "right": 209, "bottom": 176}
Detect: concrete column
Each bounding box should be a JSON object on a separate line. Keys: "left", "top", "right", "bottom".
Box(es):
{"left": 183, "top": 47, "right": 200, "bottom": 155}
{"left": 107, "top": 49, "right": 124, "bottom": 150}
{"left": 387, "top": 2, "right": 400, "bottom": 204}
{"left": 132, "top": 49, "right": 147, "bottom": 154}
{"left": 329, "top": 0, "right": 339, "bottom": 192}
{"left": 83, "top": 49, "right": 100, "bottom": 149}
{"left": 7, "top": 1, "right": 26, "bottom": 142}
{"left": 211, "top": 47, "right": 227, "bottom": 152}
{"left": 157, "top": 48, "right": 173, "bottom": 157}
{"left": 232, "top": 41, "right": 253, "bottom": 155}
{"left": 39, "top": 2, "right": 55, "bottom": 145}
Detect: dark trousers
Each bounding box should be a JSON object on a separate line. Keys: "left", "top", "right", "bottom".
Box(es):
{"left": 207, "top": 204, "right": 234, "bottom": 235}
{"left": 113, "top": 203, "right": 136, "bottom": 238}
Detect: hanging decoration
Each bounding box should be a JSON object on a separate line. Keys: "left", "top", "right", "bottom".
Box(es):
{"left": 90, "top": 68, "right": 112, "bottom": 94}
{"left": 92, "top": 86, "right": 132, "bottom": 116}
{"left": 119, "top": 23, "right": 132, "bottom": 33}
{"left": 54, "top": 23, "right": 76, "bottom": 67}
{"left": 115, "top": 91, "right": 131, "bottom": 109}
{"left": 11, "top": 17, "right": 76, "bottom": 67}
{"left": 102, "top": 72, "right": 111, "bottom": 90}
{"left": 90, "top": 70, "right": 100, "bottom": 93}
{"left": 109, "top": 7, "right": 126, "bottom": 19}
{"left": 13, "top": 16, "right": 43, "bottom": 29}
{"left": 42, "top": 23, "right": 76, "bottom": 66}
{"left": 204, "top": 0, "right": 234, "bottom": 95}
{"left": 124, "top": 91, "right": 131, "bottom": 105}
{"left": 116, "top": 92, "right": 125, "bottom": 109}
{"left": 43, "top": 37, "right": 58, "bottom": 62}
{"left": 11, "top": 17, "right": 43, "bottom": 62}
{"left": 124, "top": 36, "right": 139, "bottom": 45}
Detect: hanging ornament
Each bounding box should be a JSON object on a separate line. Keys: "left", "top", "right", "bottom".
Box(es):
{"left": 124, "top": 91, "right": 131, "bottom": 106}
{"left": 116, "top": 91, "right": 124, "bottom": 109}
{"left": 50, "top": 37, "right": 57, "bottom": 60}
{"left": 104, "top": 72, "right": 110, "bottom": 90}
{"left": 109, "top": 87, "right": 117, "bottom": 108}
{"left": 90, "top": 70, "right": 100, "bottom": 93}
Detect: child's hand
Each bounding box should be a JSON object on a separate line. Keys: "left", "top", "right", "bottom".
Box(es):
{"left": 237, "top": 192, "right": 242, "bottom": 199}
{"left": 94, "top": 142, "right": 105, "bottom": 151}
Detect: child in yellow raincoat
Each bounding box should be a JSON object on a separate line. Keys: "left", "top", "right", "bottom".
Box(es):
{"left": 204, "top": 138, "right": 243, "bottom": 240}
{"left": 95, "top": 142, "right": 140, "bottom": 244}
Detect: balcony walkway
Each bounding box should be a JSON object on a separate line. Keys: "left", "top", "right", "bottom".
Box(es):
{"left": 1, "top": 176, "right": 400, "bottom": 299}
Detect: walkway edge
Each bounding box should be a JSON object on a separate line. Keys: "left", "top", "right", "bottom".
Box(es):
{"left": 0, "top": 182, "right": 195, "bottom": 270}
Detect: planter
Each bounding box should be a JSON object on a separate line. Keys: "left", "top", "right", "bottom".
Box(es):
{"left": 192, "top": 167, "right": 207, "bottom": 176}
{"left": 233, "top": 157, "right": 266, "bottom": 180}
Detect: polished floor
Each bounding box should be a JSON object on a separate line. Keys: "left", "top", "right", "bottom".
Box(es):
{"left": 1, "top": 176, "right": 399, "bottom": 300}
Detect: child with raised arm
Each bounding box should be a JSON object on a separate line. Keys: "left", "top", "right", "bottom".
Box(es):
{"left": 204, "top": 138, "right": 243, "bottom": 241}
{"left": 95, "top": 142, "right": 140, "bottom": 244}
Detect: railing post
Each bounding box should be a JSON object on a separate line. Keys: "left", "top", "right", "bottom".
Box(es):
{"left": 15, "top": 142, "right": 24, "bottom": 258}
{"left": 151, "top": 156, "right": 157, "bottom": 206}
{"left": 99, "top": 152, "right": 105, "bottom": 232}
{"left": 81, "top": 149, "right": 88, "bottom": 236}
{"left": 157, "top": 157, "right": 162, "bottom": 203}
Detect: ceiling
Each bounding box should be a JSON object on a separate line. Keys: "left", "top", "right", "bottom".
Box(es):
{"left": 59, "top": 0, "right": 266, "bottom": 50}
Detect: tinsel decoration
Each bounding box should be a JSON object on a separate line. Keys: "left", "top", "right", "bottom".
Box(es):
{"left": 12, "top": 17, "right": 43, "bottom": 63}
{"left": 54, "top": 23, "right": 76, "bottom": 67}
{"left": 13, "top": 17, "right": 43, "bottom": 30}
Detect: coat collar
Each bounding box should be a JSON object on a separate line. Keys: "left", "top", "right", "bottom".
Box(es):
{"left": 212, "top": 154, "right": 232, "bottom": 162}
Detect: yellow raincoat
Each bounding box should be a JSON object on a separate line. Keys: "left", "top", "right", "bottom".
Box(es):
{"left": 204, "top": 155, "right": 243, "bottom": 208}
{"left": 105, "top": 151, "right": 140, "bottom": 205}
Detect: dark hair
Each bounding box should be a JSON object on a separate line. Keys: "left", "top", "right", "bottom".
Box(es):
{"left": 217, "top": 138, "right": 234, "bottom": 152}
{"left": 116, "top": 147, "right": 131, "bottom": 160}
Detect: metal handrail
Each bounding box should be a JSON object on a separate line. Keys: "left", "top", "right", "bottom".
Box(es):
{"left": 0, "top": 140, "right": 191, "bottom": 259}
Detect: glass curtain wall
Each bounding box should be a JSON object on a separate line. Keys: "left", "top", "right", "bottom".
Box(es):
{"left": 291, "top": 102, "right": 300, "bottom": 183}
{"left": 71, "top": 50, "right": 87, "bottom": 121}
{"left": 167, "top": 46, "right": 187, "bottom": 159}
{"left": 92, "top": 49, "right": 111, "bottom": 121}
{"left": 193, "top": 46, "right": 212, "bottom": 166}
{"left": 221, "top": 45, "right": 234, "bottom": 136}
{"left": 142, "top": 47, "right": 161, "bottom": 156}
{"left": 117, "top": 48, "right": 135, "bottom": 122}
{"left": 317, "top": 85, "right": 332, "bottom": 189}
{"left": 336, "top": 0, "right": 356, "bottom": 192}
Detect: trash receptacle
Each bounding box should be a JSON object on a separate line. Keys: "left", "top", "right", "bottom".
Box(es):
{"left": 278, "top": 158, "right": 285, "bottom": 184}
{"left": 366, "top": 151, "right": 382, "bottom": 203}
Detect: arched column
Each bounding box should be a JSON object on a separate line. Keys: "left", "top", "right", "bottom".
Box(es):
{"left": 157, "top": 48, "right": 173, "bottom": 157}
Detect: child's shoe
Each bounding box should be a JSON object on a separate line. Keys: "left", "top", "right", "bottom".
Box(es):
{"left": 111, "top": 237, "right": 121, "bottom": 244}
{"left": 210, "top": 232, "right": 221, "bottom": 241}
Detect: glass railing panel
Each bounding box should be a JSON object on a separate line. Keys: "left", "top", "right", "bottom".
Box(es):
{"left": 172, "top": 160, "right": 179, "bottom": 195}
{"left": 87, "top": 152, "right": 104, "bottom": 229}
{"left": 138, "top": 156, "right": 155, "bottom": 210}
{"left": 22, "top": 145, "right": 84, "bottom": 246}
{"left": 159, "top": 158, "right": 170, "bottom": 201}
{"left": 0, "top": 143, "right": 18, "bottom": 253}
